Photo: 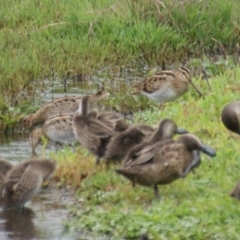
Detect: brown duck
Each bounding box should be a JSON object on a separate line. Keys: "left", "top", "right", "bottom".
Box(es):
{"left": 89, "top": 110, "right": 130, "bottom": 133}
{"left": 23, "top": 89, "right": 108, "bottom": 128}
{"left": 72, "top": 95, "right": 117, "bottom": 164}
{"left": 122, "top": 119, "right": 188, "bottom": 167}
{"left": 221, "top": 101, "right": 240, "bottom": 134}
{"left": 116, "top": 133, "right": 216, "bottom": 199}
{"left": 1, "top": 158, "right": 56, "bottom": 210}
{"left": 104, "top": 126, "right": 147, "bottom": 163}
{"left": 105, "top": 119, "right": 186, "bottom": 163}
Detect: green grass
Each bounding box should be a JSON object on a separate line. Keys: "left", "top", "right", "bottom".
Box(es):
{"left": 48, "top": 67, "right": 240, "bottom": 239}
{"left": 1, "top": 0, "right": 240, "bottom": 131}
{"left": 2, "top": 0, "right": 240, "bottom": 238}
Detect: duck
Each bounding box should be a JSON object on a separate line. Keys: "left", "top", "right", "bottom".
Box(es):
{"left": 132, "top": 67, "right": 203, "bottom": 104}
{"left": 29, "top": 115, "right": 76, "bottom": 155}
{"left": 0, "top": 157, "right": 56, "bottom": 210}
{"left": 221, "top": 101, "right": 240, "bottom": 134}
{"left": 23, "top": 89, "right": 108, "bottom": 128}
{"left": 104, "top": 126, "right": 147, "bottom": 163}
{"left": 116, "top": 133, "right": 216, "bottom": 199}
{"left": 72, "top": 95, "right": 117, "bottom": 164}
{"left": 89, "top": 110, "right": 130, "bottom": 133}
{"left": 122, "top": 119, "right": 188, "bottom": 167}
{"left": 105, "top": 119, "right": 185, "bottom": 163}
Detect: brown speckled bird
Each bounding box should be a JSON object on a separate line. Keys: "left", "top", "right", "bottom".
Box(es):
{"left": 29, "top": 115, "right": 76, "bottom": 155}
{"left": 23, "top": 89, "right": 108, "bottom": 128}
{"left": 132, "top": 67, "right": 203, "bottom": 104}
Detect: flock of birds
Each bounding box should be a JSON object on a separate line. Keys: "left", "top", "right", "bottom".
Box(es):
{"left": 0, "top": 66, "right": 239, "bottom": 211}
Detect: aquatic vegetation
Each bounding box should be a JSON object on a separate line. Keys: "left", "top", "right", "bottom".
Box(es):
{"left": 1, "top": 0, "right": 240, "bottom": 237}
{"left": 51, "top": 147, "right": 98, "bottom": 189}
{"left": 50, "top": 68, "right": 240, "bottom": 239}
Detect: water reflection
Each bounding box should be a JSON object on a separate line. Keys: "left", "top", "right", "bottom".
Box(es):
{"left": 0, "top": 208, "right": 39, "bottom": 240}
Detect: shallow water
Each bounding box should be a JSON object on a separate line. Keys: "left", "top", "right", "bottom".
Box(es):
{"left": 0, "top": 134, "right": 78, "bottom": 240}
{"left": 0, "top": 66, "right": 151, "bottom": 240}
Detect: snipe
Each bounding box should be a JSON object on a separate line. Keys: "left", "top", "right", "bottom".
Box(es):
{"left": 23, "top": 89, "right": 108, "bottom": 128}
{"left": 1, "top": 158, "right": 56, "bottom": 210}
{"left": 30, "top": 115, "right": 76, "bottom": 155}
{"left": 132, "top": 67, "right": 203, "bottom": 104}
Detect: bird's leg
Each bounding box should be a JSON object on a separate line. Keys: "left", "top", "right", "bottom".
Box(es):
{"left": 180, "top": 151, "right": 201, "bottom": 178}
{"left": 31, "top": 150, "right": 38, "bottom": 158}
{"left": 70, "top": 143, "right": 75, "bottom": 152}
{"left": 154, "top": 185, "right": 161, "bottom": 200}
{"left": 105, "top": 159, "right": 110, "bottom": 170}
{"left": 230, "top": 181, "right": 240, "bottom": 200}
{"left": 54, "top": 142, "right": 63, "bottom": 152}
{"left": 95, "top": 156, "right": 100, "bottom": 165}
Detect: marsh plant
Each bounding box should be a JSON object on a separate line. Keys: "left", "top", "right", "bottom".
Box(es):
{"left": 48, "top": 68, "right": 240, "bottom": 239}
